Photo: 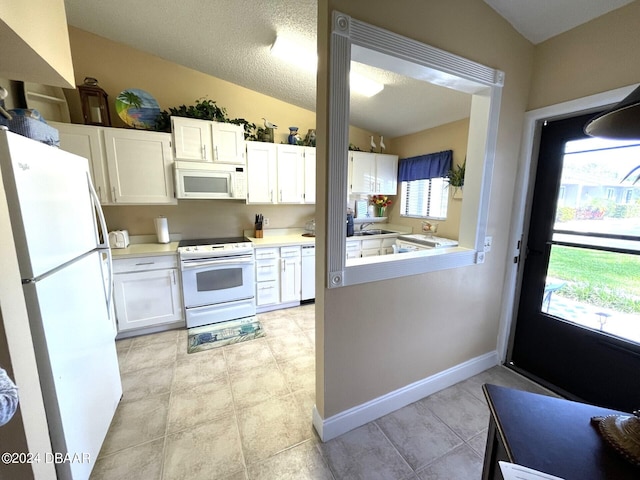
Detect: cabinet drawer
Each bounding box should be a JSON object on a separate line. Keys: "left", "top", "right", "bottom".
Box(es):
{"left": 280, "top": 245, "right": 301, "bottom": 258}
{"left": 361, "top": 248, "right": 381, "bottom": 257}
{"left": 346, "top": 241, "right": 361, "bottom": 252}
{"left": 361, "top": 239, "right": 382, "bottom": 250}
{"left": 114, "top": 255, "right": 177, "bottom": 273}
{"left": 256, "top": 259, "right": 279, "bottom": 282}
{"left": 256, "top": 280, "right": 279, "bottom": 306}
{"left": 255, "top": 247, "right": 279, "bottom": 260}
{"left": 381, "top": 237, "right": 398, "bottom": 247}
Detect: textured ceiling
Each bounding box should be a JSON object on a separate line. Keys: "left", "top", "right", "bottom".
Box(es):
{"left": 63, "top": 0, "right": 632, "bottom": 138}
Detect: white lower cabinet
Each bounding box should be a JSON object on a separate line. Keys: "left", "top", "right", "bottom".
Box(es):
{"left": 255, "top": 247, "right": 279, "bottom": 307}
{"left": 346, "top": 235, "right": 399, "bottom": 258}
{"left": 280, "top": 246, "right": 301, "bottom": 304}
{"left": 255, "top": 245, "right": 302, "bottom": 312}
{"left": 113, "top": 255, "right": 184, "bottom": 332}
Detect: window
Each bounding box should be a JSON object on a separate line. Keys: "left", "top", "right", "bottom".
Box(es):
{"left": 400, "top": 177, "right": 449, "bottom": 219}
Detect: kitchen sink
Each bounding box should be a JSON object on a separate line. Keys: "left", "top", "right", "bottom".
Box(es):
{"left": 353, "top": 229, "right": 395, "bottom": 236}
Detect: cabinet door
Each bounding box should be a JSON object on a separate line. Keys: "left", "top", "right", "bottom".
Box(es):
{"left": 246, "top": 141, "right": 277, "bottom": 203}
{"left": 113, "top": 268, "right": 183, "bottom": 331}
{"left": 277, "top": 145, "right": 305, "bottom": 203}
{"left": 211, "top": 122, "right": 245, "bottom": 164}
{"left": 52, "top": 122, "right": 112, "bottom": 204}
{"left": 350, "top": 151, "right": 375, "bottom": 193}
{"left": 104, "top": 129, "right": 176, "bottom": 204}
{"left": 376, "top": 154, "right": 398, "bottom": 195}
{"left": 280, "top": 256, "right": 301, "bottom": 303}
{"left": 256, "top": 280, "right": 279, "bottom": 306}
{"left": 171, "top": 117, "right": 213, "bottom": 161}
{"left": 303, "top": 147, "right": 316, "bottom": 204}
{"left": 346, "top": 240, "right": 361, "bottom": 259}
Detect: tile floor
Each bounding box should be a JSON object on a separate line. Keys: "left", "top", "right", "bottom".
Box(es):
{"left": 91, "top": 304, "right": 553, "bottom": 480}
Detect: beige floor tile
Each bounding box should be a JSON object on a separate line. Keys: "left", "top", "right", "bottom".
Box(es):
{"left": 120, "top": 364, "right": 175, "bottom": 403}
{"left": 237, "top": 395, "right": 311, "bottom": 464}
{"left": 279, "top": 355, "right": 315, "bottom": 391}
{"left": 416, "top": 444, "right": 483, "bottom": 480}
{"left": 229, "top": 363, "right": 291, "bottom": 410}
{"left": 292, "top": 304, "right": 315, "bottom": 332}
{"left": 121, "top": 341, "right": 178, "bottom": 373}
{"left": 172, "top": 348, "right": 227, "bottom": 390}
{"left": 375, "top": 401, "right": 463, "bottom": 470}
{"left": 420, "top": 383, "right": 490, "bottom": 441}
{"left": 163, "top": 415, "right": 245, "bottom": 480}
{"left": 266, "top": 332, "right": 314, "bottom": 363}
{"left": 467, "top": 429, "right": 488, "bottom": 457}
{"left": 318, "top": 422, "right": 414, "bottom": 480}
{"left": 246, "top": 441, "right": 333, "bottom": 480}
{"left": 458, "top": 365, "right": 558, "bottom": 402}
{"left": 131, "top": 328, "right": 179, "bottom": 348}
{"left": 116, "top": 337, "right": 133, "bottom": 355}
{"left": 90, "top": 438, "right": 163, "bottom": 480}
{"left": 292, "top": 387, "right": 317, "bottom": 419}
{"left": 167, "top": 375, "right": 234, "bottom": 433}
{"left": 257, "top": 314, "right": 301, "bottom": 336}
{"left": 100, "top": 394, "right": 169, "bottom": 456}
{"left": 224, "top": 338, "right": 277, "bottom": 375}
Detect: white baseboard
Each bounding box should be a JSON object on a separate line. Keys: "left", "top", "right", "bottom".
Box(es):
{"left": 312, "top": 350, "right": 499, "bottom": 441}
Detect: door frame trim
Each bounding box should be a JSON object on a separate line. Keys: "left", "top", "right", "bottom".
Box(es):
{"left": 498, "top": 84, "right": 639, "bottom": 363}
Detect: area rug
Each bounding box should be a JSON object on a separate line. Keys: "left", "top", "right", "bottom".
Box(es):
{"left": 187, "top": 317, "right": 265, "bottom": 354}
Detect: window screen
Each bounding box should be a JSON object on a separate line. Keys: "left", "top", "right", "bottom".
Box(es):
{"left": 400, "top": 177, "right": 448, "bottom": 219}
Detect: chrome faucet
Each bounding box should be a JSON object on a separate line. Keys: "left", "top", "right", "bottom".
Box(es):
{"left": 360, "top": 222, "right": 374, "bottom": 231}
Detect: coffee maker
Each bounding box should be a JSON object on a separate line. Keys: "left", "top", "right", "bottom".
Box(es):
{"left": 346, "top": 209, "right": 354, "bottom": 237}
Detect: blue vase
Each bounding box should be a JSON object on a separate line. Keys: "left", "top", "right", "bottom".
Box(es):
{"left": 288, "top": 126, "right": 299, "bottom": 145}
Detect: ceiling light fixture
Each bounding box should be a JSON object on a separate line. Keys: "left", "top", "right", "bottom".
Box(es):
{"left": 270, "top": 35, "right": 384, "bottom": 97}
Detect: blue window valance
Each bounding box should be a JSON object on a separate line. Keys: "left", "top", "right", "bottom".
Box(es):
{"left": 398, "top": 150, "right": 453, "bottom": 182}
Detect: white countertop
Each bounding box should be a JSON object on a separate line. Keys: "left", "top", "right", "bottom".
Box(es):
{"left": 110, "top": 241, "right": 180, "bottom": 258}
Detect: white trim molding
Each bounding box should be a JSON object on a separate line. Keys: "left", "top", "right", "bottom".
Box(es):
{"left": 312, "top": 350, "right": 499, "bottom": 441}
{"left": 325, "top": 11, "right": 504, "bottom": 289}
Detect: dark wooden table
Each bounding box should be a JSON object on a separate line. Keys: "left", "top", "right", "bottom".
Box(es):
{"left": 481, "top": 383, "right": 639, "bottom": 480}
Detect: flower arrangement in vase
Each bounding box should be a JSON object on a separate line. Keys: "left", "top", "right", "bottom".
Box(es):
{"left": 371, "top": 195, "right": 392, "bottom": 217}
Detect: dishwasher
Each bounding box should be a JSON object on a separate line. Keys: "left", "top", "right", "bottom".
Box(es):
{"left": 301, "top": 245, "right": 315, "bottom": 301}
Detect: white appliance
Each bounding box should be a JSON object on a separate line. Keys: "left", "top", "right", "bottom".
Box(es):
{"left": 174, "top": 161, "right": 247, "bottom": 200}
{"left": 108, "top": 229, "right": 130, "bottom": 248}
{"left": 301, "top": 244, "right": 315, "bottom": 301}
{"left": 178, "top": 237, "right": 256, "bottom": 328}
{"left": 0, "top": 130, "right": 122, "bottom": 480}
{"left": 396, "top": 234, "right": 459, "bottom": 252}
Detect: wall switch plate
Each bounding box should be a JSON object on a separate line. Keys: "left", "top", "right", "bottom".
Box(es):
{"left": 484, "top": 236, "right": 493, "bottom": 252}
{"left": 264, "top": 217, "right": 270, "bottom": 226}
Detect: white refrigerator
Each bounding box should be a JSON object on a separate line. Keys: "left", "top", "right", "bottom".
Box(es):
{"left": 0, "top": 130, "right": 122, "bottom": 480}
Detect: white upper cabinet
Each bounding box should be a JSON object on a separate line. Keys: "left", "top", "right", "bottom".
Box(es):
{"left": 276, "top": 144, "right": 305, "bottom": 203}
{"left": 171, "top": 117, "right": 245, "bottom": 164}
{"left": 246, "top": 141, "right": 277, "bottom": 204}
{"left": 349, "top": 151, "right": 398, "bottom": 195}
{"left": 51, "top": 122, "right": 112, "bottom": 205}
{"left": 103, "top": 129, "right": 176, "bottom": 204}
{"left": 211, "top": 121, "right": 245, "bottom": 164}
{"left": 171, "top": 116, "right": 213, "bottom": 162}
{"left": 303, "top": 146, "right": 316, "bottom": 204}
{"left": 376, "top": 153, "right": 398, "bottom": 195}
{"left": 246, "top": 143, "right": 316, "bottom": 205}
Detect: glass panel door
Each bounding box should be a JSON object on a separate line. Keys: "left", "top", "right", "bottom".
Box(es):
{"left": 509, "top": 113, "right": 640, "bottom": 412}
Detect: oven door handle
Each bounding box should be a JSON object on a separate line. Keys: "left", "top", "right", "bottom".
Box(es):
{"left": 181, "top": 256, "right": 255, "bottom": 269}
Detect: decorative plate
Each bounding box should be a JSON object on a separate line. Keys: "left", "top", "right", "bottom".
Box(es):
{"left": 115, "top": 88, "right": 161, "bottom": 130}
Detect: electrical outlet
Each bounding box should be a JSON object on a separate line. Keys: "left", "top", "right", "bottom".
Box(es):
{"left": 484, "top": 236, "right": 493, "bottom": 252}
{"left": 263, "top": 217, "right": 270, "bottom": 226}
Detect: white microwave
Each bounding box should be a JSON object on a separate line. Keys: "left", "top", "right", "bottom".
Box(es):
{"left": 175, "top": 161, "right": 247, "bottom": 200}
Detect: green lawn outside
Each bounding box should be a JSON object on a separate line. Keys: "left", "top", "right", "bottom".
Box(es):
{"left": 548, "top": 245, "right": 640, "bottom": 313}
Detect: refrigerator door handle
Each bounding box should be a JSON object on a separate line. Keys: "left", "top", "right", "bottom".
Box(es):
{"left": 87, "top": 172, "right": 114, "bottom": 316}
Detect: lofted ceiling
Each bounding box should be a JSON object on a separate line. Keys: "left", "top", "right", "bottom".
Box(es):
{"left": 63, "top": 0, "right": 633, "bottom": 138}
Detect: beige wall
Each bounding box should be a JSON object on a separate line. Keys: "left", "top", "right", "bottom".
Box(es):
{"left": 317, "top": 0, "right": 534, "bottom": 418}
{"left": 0, "top": 0, "right": 74, "bottom": 87}
{"left": 528, "top": 1, "right": 640, "bottom": 110}
{"left": 387, "top": 118, "right": 469, "bottom": 240}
